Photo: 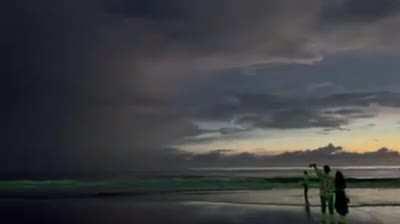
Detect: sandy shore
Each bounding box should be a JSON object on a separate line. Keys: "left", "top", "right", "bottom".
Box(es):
{"left": 1, "top": 189, "right": 400, "bottom": 224}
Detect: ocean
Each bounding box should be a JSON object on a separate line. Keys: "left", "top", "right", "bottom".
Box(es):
{"left": 130, "top": 166, "right": 400, "bottom": 179}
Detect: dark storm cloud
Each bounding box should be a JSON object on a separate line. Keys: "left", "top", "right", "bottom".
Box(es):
{"left": 102, "top": 0, "right": 324, "bottom": 70}
{"left": 166, "top": 144, "right": 400, "bottom": 167}
{"left": 324, "top": 108, "right": 364, "bottom": 115}
{"left": 322, "top": 0, "right": 400, "bottom": 24}
{"left": 3, "top": 0, "right": 400, "bottom": 177}
{"left": 188, "top": 91, "right": 399, "bottom": 133}
{"left": 1, "top": 0, "right": 203, "bottom": 177}
{"left": 319, "top": 91, "right": 400, "bottom": 107}
{"left": 237, "top": 109, "right": 349, "bottom": 130}
{"left": 97, "top": 0, "right": 400, "bottom": 73}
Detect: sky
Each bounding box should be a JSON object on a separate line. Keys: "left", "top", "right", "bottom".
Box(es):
{"left": 3, "top": 0, "right": 400, "bottom": 176}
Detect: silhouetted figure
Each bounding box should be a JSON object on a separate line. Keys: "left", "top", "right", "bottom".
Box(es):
{"left": 310, "top": 164, "right": 335, "bottom": 223}
{"left": 305, "top": 200, "right": 313, "bottom": 223}
{"left": 303, "top": 170, "right": 310, "bottom": 206}
{"left": 335, "top": 171, "right": 349, "bottom": 224}
{"left": 303, "top": 170, "right": 313, "bottom": 223}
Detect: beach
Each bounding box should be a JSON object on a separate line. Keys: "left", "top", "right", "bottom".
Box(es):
{"left": 2, "top": 188, "right": 400, "bottom": 224}
{"left": 2, "top": 169, "right": 400, "bottom": 224}
{"left": 2, "top": 167, "right": 400, "bottom": 223}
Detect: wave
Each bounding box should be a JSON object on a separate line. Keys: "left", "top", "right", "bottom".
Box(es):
{"left": 183, "top": 201, "right": 400, "bottom": 208}
{"left": 191, "top": 166, "right": 400, "bottom": 171}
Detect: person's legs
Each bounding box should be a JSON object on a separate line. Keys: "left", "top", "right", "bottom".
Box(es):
{"left": 328, "top": 195, "right": 334, "bottom": 215}
{"left": 304, "top": 186, "right": 309, "bottom": 205}
{"left": 327, "top": 195, "right": 335, "bottom": 224}
{"left": 320, "top": 196, "right": 330, "bottom": 223}
{"left": 320, "top": 196, "right": 327, "bottom": 214}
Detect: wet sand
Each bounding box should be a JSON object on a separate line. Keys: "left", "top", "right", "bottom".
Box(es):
{"left": 157, "top": 188, "right": 400, "bottom": 206}
{"left": 0, "top": 199, "right": 393, "bottom": 224}
{"left": 1, "top": 189, "right": 400, "bottom": 224}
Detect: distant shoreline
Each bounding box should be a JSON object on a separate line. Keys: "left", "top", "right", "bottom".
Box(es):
{"left": 1, "top": 176, "right": 400, "bottom": 199}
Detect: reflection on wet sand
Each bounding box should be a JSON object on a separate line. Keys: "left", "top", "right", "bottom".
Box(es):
{"left": 0, "top": 198, "right": 392, "bottom": 224}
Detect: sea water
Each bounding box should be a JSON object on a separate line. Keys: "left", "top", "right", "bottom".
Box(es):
{"left": 183, "top": 166, "right": 400, "bottom": 178}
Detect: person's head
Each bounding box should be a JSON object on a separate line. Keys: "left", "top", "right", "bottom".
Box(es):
{"left": 335, "top": 171, "right": 346, "bottom": 187}
{"left": 336, "top": 171, "right": 344, "bottom": 181}
{"left": 323, "top": 165, "right": 331, "bottom": 174}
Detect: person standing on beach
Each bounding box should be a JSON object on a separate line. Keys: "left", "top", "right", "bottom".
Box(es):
{"left": 310, "top": 164, "right": 335, "bottom": 223}
{"left": 303, "top": 170, "right": 313, "bottom": 223}
{"left": 335, "top": 171, "right": 349, "bottom": 224}
{"left": 303, "top": 170, "right": 310, "bottom": 206}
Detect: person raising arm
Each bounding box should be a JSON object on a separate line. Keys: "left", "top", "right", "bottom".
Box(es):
{"left": 309, "top": 163, "right": 335, "bottom": 223}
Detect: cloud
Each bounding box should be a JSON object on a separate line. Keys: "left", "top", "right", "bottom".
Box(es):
{"left": 322, "top": 0, "right": 400, "bottom": 24}
{"left": 191, "top": 91, "right": 398, "bottom": 130}
{"left": 237, "top": 109, "right": 348, "bottom": 130}
{"left": 175, "top": 91, "right": 400, "bottom": 147}
{"left": 99, "top": 0, "right": 400, "bottom": 79}
{"left": 3, "top": 0, "right": 400, "bottom": 177}
{"left": 162, "top": 144, "right": 400, "bottom": 167}
{"left": 189, "top": 144, "right": 400, "bottom": 167}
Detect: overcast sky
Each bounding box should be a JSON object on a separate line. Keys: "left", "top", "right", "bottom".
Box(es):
{"left": 3, "top": 0, "right": 400, "bottom": 176}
